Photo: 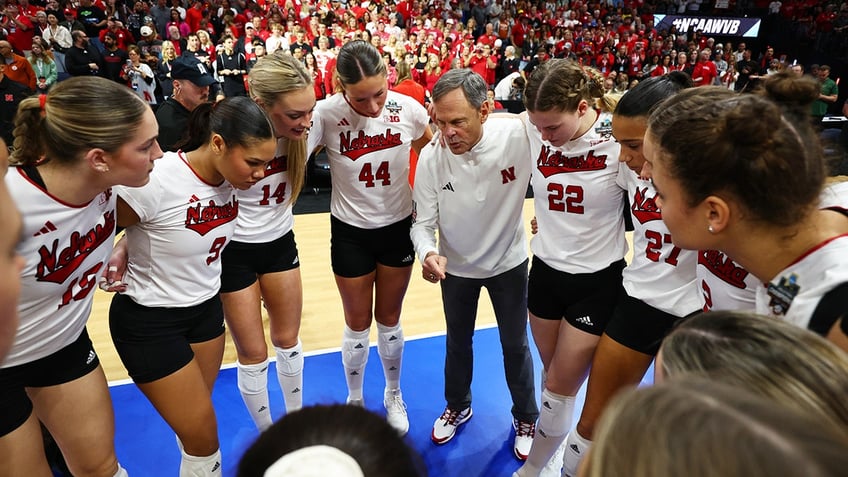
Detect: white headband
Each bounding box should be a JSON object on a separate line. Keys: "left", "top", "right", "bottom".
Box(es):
{"left": 263, "top": 445, "right": 365, "bottom": 477}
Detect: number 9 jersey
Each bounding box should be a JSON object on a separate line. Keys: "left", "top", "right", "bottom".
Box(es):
{"left": 308, "top": 91, "right": 429, "bottom": 229}
{"left": 115, "top": 152, "right": 238, "bottom": 308}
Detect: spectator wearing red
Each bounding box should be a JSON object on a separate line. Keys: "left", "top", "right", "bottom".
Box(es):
{"left": 691, "top": 50, "right": 718, "bottom": 86}
{"left": 4, "top": 4, "right": 36, "bottom": 55}
{"left": 99, "top": 18, "right": 135, "bottom": 50}
{"left": 478, "top": 22, "right": 498, "bottom": 47}
{"left": 0, "top": 40, "right": 36, "bottom": 90}
{"left": 185, "top": 0, "right": 203, "bottom": 33}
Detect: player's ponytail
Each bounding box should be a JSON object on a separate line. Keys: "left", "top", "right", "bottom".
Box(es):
{"left": 10, "top": 77, "right": 149, "bottom": 167}
{"left": 10, "top": 97, "right": 45, "bottom": 166}
{"left": 177, "top": 96, "right": 274, "bottom": 154}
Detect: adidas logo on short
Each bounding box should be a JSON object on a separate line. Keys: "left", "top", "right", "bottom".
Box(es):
{"left": 442, "top": 182, "right": 455, "bottom": 191}
{"left": 211, "top": 462, "right": 221, "bottom": 472}
{"left": 86, "top": 350, "right": 97, "bottom": 365}
{"left": 292, "top": 256, "right": 299, "bottom": 265}
{"left": 569, "top": 444, "right": 580, "bottom": 454}
{"left": 402, "top": 254, "right": 413, "bottom": 263}
{"left": 575, "top": 316, "right": 594, "bottom": 326}
{"left": 543, "top": 400, "right": 552, "bottom": 410}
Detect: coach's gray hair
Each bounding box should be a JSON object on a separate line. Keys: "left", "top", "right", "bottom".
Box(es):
{"left": 432, "top": 69, "right": 487, "bottom": 108}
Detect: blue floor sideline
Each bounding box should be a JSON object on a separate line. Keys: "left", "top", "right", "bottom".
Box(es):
{"left": 109, "top": 326, "right": 653, "bottom": 476}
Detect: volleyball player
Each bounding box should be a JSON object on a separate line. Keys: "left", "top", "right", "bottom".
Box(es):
{"left": 643, "top": 72, "right": 848, "bottom": 351}
{"left": 0, "top": 142, "right": 22, "bottom": 364}
{"left": 219, "top": 53, "right": 315, "bottom": 431}
{"left": 108, "top": 97, "right": 276, "bottom": 475}
{"left": 1, "top": 77, "right": 158, "bottom": 477}
{"left": 561, "top": 73, "right": 703, "bottom": 477}
{"left": 513, "top": 60, "right": 626, "bottom": 476}
{"left": 306, "top": 40, "right": 432, "bottom": 436}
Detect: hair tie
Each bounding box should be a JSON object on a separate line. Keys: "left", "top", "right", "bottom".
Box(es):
{"left": 262, "top": 445, "right": 364, "bottom": 477}
{"left": 39, "top": 93, "right": 47, "bottom": 115}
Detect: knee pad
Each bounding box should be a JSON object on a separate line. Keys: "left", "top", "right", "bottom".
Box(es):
{"left": 538, "top": 388, "right": 574, "bottom": 438}
{"left": 376, "top": 323, "right": 404, "bottom": 361}
{"left": 179, "top": 448, "right": 222, "bottom": 477}
{"left": 342, "top": 326, "right": 370, "bottom": 370}
{"left": 237, "top": 361, "right": 269, "bottom": 395}
{"left": 113, "top": 464, "right": 128, "bottom": 477}
{"left": 275, "top": 340, "right": 304, "bottom": 377}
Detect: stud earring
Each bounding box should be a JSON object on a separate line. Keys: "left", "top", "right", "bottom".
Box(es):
{"left": 708, "top": 225, "right": 715, "bottom": 233}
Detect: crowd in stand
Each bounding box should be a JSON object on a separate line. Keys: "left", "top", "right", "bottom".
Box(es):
{"left": 0, "top": 0, "right": 844, "bottom": 110}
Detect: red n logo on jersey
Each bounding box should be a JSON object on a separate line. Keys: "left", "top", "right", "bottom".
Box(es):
{"left": 184, "top": 196, "right": 239, "bottom": 236}
{"left": 339, "top": 129, "right": 403, "bottom": 161}
{"left": 501, "top": 166, "right": 516, "bottom": 184}
{"left": 36, "top": 210, "right": 116, "bottom": 284}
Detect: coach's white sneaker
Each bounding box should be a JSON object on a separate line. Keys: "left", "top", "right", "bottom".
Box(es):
{"left": 513, "top": 419, "right": 536, "bottom": 461}
{"left": 431, "top": 406, "right": 473, "bottom": 444}
{"left": 384, "top": 388, "right": 409, "bottom": 436}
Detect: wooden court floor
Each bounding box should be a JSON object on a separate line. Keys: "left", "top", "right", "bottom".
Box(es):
{"left": 90, "top": 201, "right": 541, "bottom": 382}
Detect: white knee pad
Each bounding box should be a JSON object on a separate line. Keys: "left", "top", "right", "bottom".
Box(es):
{"left": 237, "top": 361, "right": 269, "bottom": 395}
{"left": 180, "top": 449, "right": 222, "bottom": 477}
{"left": 538, "top": 388, "right": 574, "bottom": 438}
{"left": 342, "top": 326, "right": 370, "bottom": 370}
{"left": 376, "top": 322, "right": 404, "bottom": 360}
{"left": 275, "top": 340, "right": 304, "bottom": 376}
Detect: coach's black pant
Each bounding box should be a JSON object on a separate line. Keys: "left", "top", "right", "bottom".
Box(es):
{"left": 440, "top": 260, "right": 538, "bottom": 423}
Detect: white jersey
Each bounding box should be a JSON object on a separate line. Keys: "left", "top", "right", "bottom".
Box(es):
{"left": 308, "top": 91, "right": 429, "bottom": 229}
{"left": 819, "top": 180, "right": 848, "bottom": 212}
{"left": 232, "top": 137, "right": 298, "bottom": 243}
{"left": 526, "top": 112, "right": 626, "bottom": 273}
{"left": 617, "top": 163, "right": 701, "bottom": 316}
{"left": 410, "top": 116, "right": 531, "bottom": 279}
{"left": 4, "top": 167, "right": 116, "bottom": 368}
{"left": 697, "top": 250, "right": 758, "bottom": 312}
{"left": 756, "top": 235, "right": 848, "bottom": 330}
{"left": 116, "top": 152, "right": 238, "bottom": 307}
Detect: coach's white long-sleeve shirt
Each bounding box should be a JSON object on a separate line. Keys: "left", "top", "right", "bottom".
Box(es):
{"left": 410, "top": 116, "right": 532, "bottom": 279}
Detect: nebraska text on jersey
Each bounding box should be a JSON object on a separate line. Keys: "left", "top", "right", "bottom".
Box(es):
{"left": 265, "top": 155, "right": 288, "bottom": 176}
{"left": 36, "top": 209, "right": 116, "bottom": 284}
{"left": 631, "top": 186, "right": 662, "bottom": 224}
{"left": 339, "top": 128, "right": 403, "bottom": 160}
{"left": 536, "top": 147, "right": 607, "bottom": 178}
{"left": 185, "top": 197, "right": 239, "bottom": 236}
{"left": 698, "top": 250, "right": 749, "bottom": 289}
